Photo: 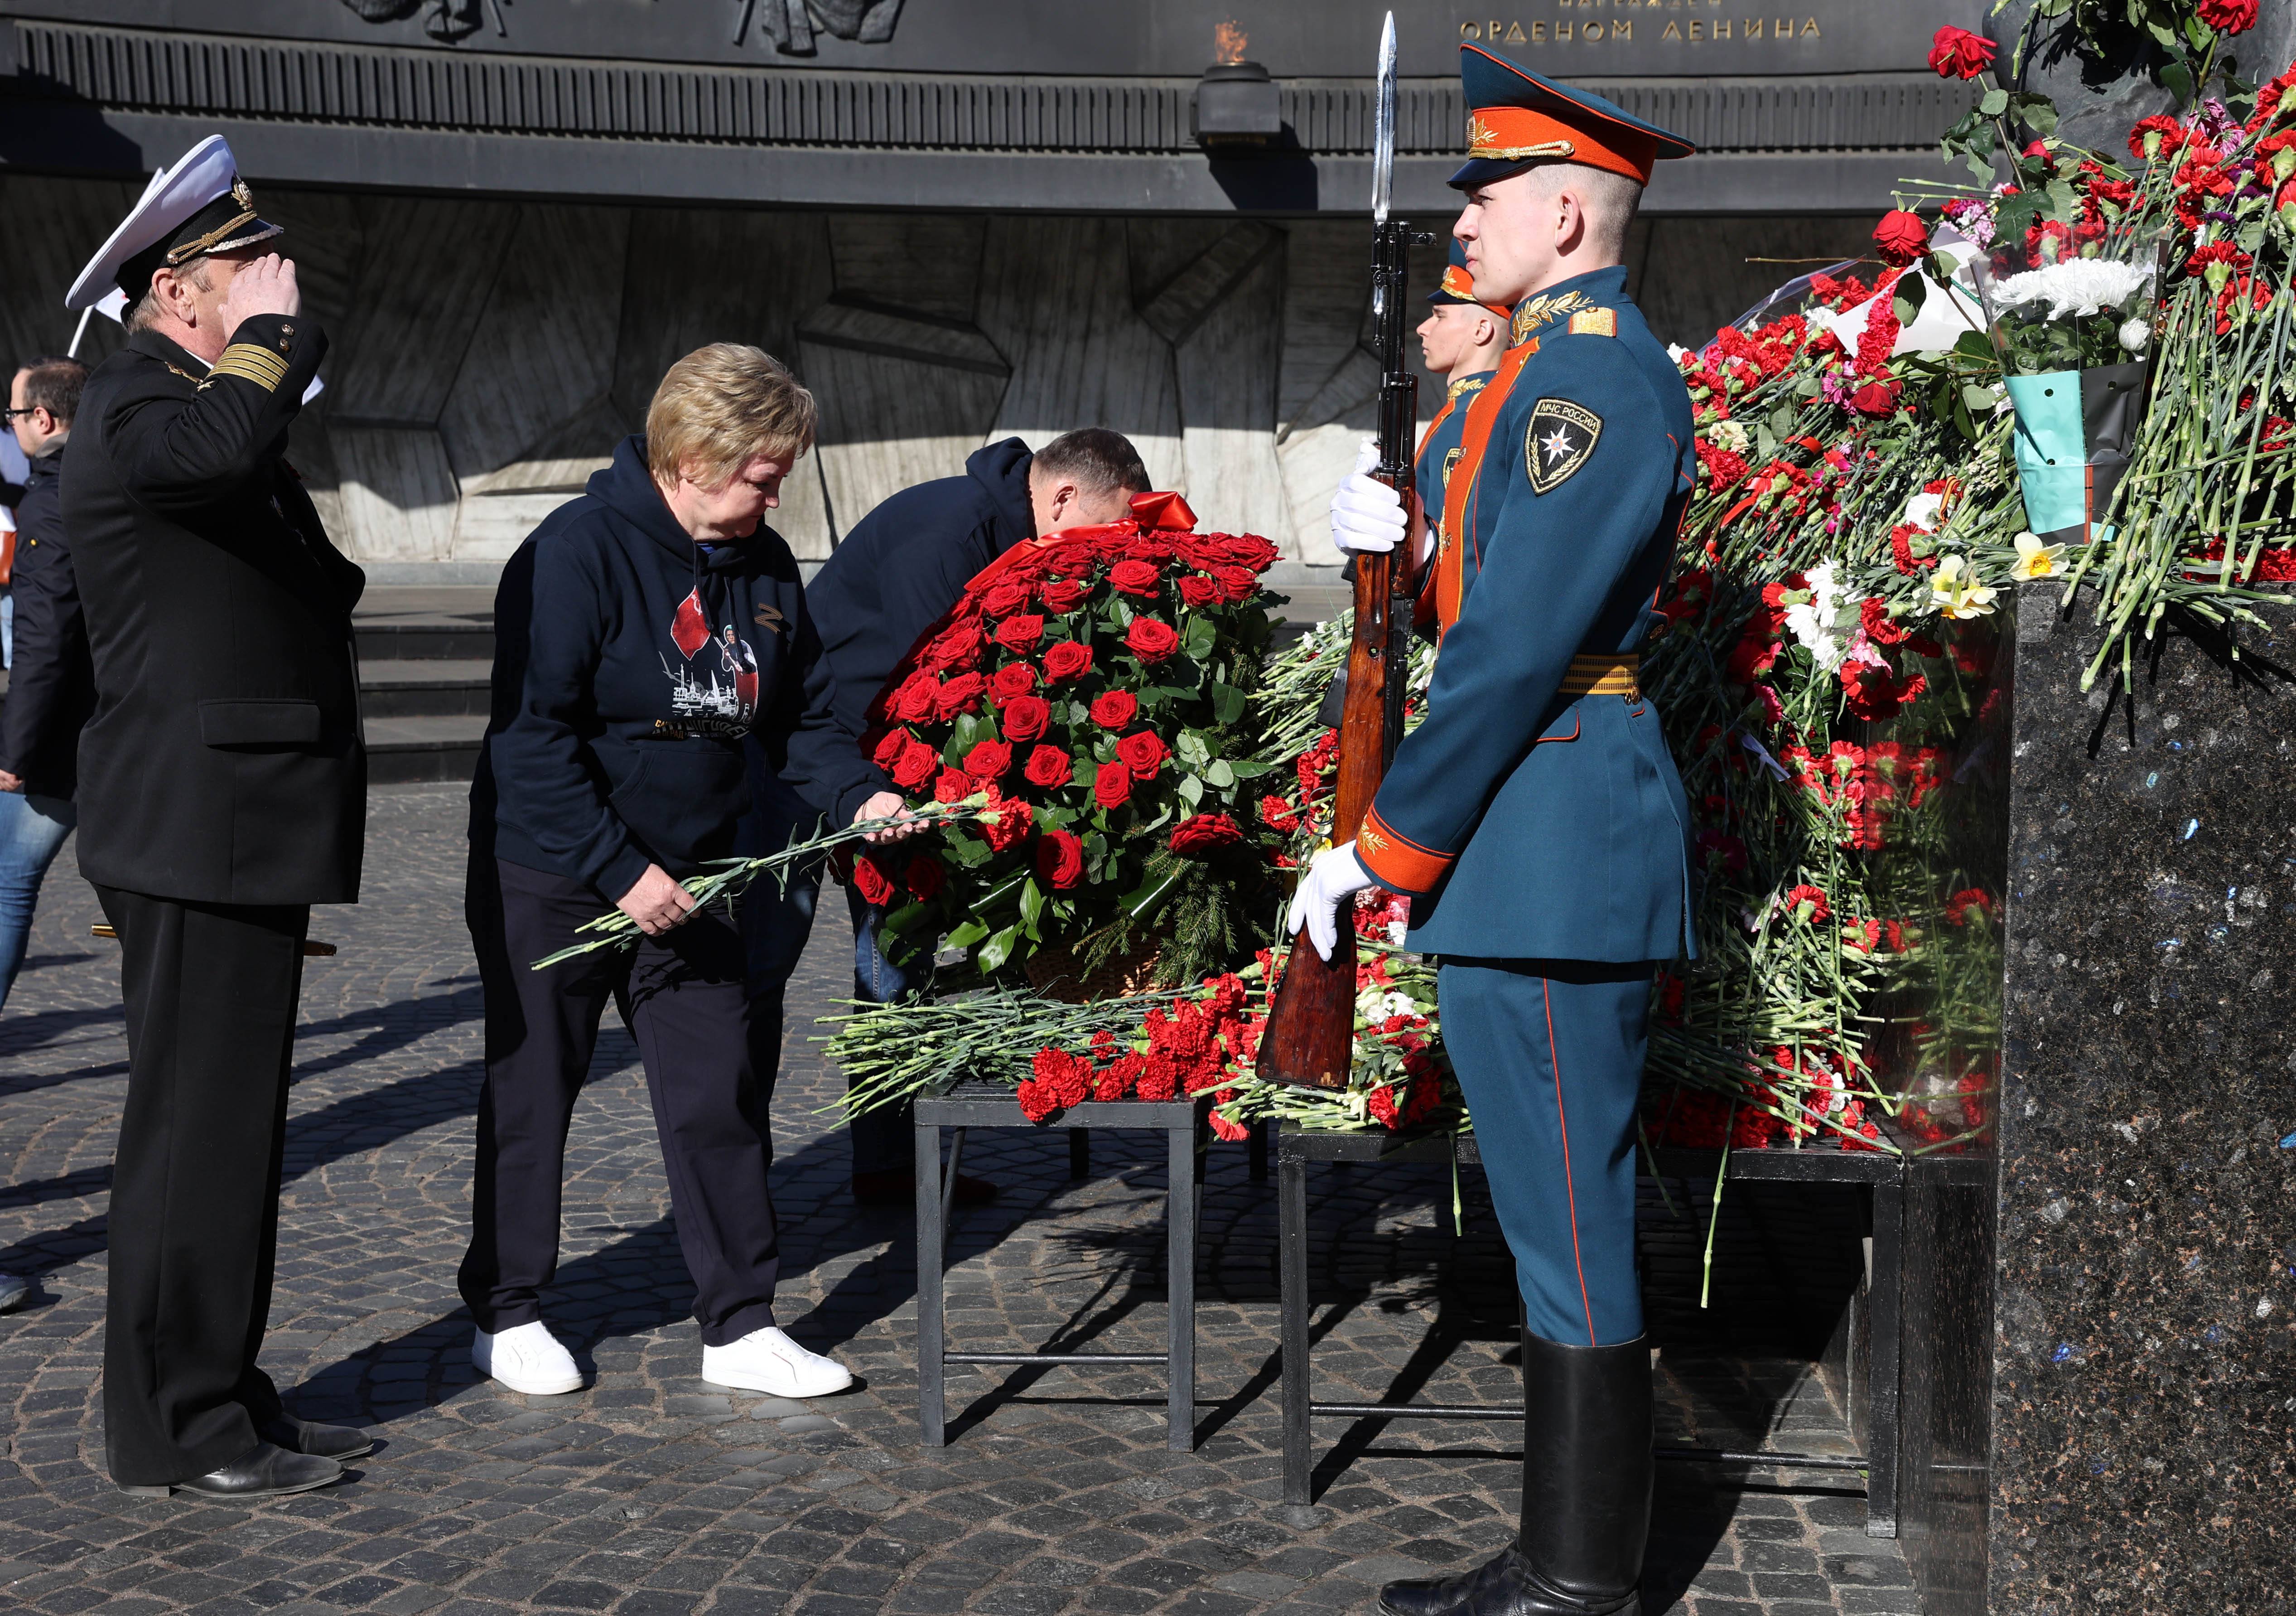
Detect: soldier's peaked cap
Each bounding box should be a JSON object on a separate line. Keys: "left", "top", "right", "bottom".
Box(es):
{"left": 1428, "top": 235, "right": 1512, "bottom": 319}
{"left": 66, "top": 135, "right": 283, "bottom": 312}
{"left": 1451, "top": 44, "right": 1695, "bottom": 190}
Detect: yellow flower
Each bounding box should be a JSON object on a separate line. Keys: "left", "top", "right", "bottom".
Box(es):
{"left": 1929, "top": 553, "right": 1998, "bottom": 620}
{"left": 2011, "top": 531, "right": 2065, "bottom": 580}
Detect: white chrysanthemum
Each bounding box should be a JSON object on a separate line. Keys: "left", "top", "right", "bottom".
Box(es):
{"left": 1782, "top": 561, "right": 1846, "bottom": 671}
{"left": 1902, "top": 492, "right": 1944, "bottom": 532}
{"left": 2118, "top": 317, "right": 2152, "bottom": 353}
{"left": 1991, "top": 258, "right": 2154, "bottom": 321}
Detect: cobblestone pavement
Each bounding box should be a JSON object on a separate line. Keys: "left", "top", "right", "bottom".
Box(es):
{"left": 0, "top": 787, "right": 1916, "bottom": 1616}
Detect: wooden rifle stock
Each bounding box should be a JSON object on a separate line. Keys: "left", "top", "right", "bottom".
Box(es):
{"left": 1257, "top": 216, "right": 1427, "bottom": 1091}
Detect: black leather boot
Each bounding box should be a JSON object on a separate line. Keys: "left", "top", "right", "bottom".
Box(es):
{"left": 118, "top": 1441, "right": 344, "bottom": 1500}
{"left": 1379, "top": 1332, "right": 1653, "bottom": 1616}
{"left": 258, "top": 1413, "right": 377, "bottom": 1461}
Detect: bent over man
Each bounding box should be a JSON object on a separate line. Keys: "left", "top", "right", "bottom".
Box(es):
{"left": 65, "top": 136, "right": 371, "bottom": 1500}
{"left": 1292, "top": 49, "right": 1698, "bottom": 1616}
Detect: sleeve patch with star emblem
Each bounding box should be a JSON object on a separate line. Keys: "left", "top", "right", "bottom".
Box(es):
{"left": 1525, "top": 398, "right": 1602, "bottom": 494}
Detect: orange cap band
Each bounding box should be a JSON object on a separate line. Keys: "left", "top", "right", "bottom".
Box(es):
{"left": 1466, "top": 104, "right": 1657, "bottom": 185}
{"left": 1438, "top": 263, "right": 1512, "bottom": 318}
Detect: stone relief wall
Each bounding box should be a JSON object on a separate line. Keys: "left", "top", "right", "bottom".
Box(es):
{"left": 8, "top": 173, "right": 1873, "bottom": 566}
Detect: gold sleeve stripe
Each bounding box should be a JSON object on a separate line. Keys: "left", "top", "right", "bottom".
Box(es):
{"left": 208, "top": 343, "right": 290, "bottom": 393}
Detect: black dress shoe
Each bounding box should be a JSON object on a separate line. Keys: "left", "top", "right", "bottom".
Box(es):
{"left": 118, "top": 1441, "right": 343, "bottom": 1500}
{"left": 259, "top": 1414, "right": 377, "bottom": 1461}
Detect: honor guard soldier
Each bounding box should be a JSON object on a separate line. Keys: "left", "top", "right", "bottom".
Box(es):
{"left": 1416, "top": 236, "right": 1513, "bottom": 532}
{"left": 1291, "top": 47, "right": 1698, "bottom": 1616}
{"left": 1331, "top": 237, "right": 1512, "bottom": 574}
{"left": 63, "top": 137, "right": 371, "bottom": 1500}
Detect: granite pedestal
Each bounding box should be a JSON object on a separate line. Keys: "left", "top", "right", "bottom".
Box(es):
{"left": 1885, "top": 582, "right": 2295, "bottom": 1613}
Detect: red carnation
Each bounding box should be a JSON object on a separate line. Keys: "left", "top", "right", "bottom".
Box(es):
{"left": 1872, "top": 210, "right": 1927, "bottom": 266}
{"left": 980, "top": 579, "right": 1035, "bottom": 618}
{"left": 1024, "top": 744, "right": 1074, "bottom": 789}
{"left": 871, "top": 729, "right": 907, "bottom": 769}
{"left": 2198, "top": 0, "right": 2256, "bottom": 32}
{"left": 1259, "top": 794, "right": 1299, "bottom": 832}
{"left": 925, "top": 620, "right": 984, "bottom": 672}
{"left": 905, "top": 855, "right": 946, "bottom": 901}
{"left": 1926, "top": 24, "right": 1995, "bottom": 79}
{"left": 2127, "top": 115, "right": 2185, "bottom": 164}
{"left": 1038, "top": 578, "right": 1086, "bottom": 614}
{"left": 892, "top": 672, "right": 940, "bottom": 724}
{"left": 1094, "top": 760, "right": 1133, "bottom": 808}
{"left": 934, "top": 671, "right": 987, "bottom": 719}
{"left": 933, "top": 768, "right": 972, "bottom": 804}
{"left": 994, "top": 615, "right": 1045, "bottom": 652}
{"left": 1089, "top": 689, "right": 1138, "bottom": 730}
{"left": 1126, "top": 617, "right": 1181, "bottom": 663}
{"left": 1169, "top": 813, "right": 1244, "bottom": 857}
{"left": 1043, "top": 641, "right": 1095, "bottom": 682}
{"left": 1109, "top": 558, "right": 1163, "bottom": 597}
{"left": 1842, "top": 661, "right": 1928, "bottom": 722}
{"left": 1179, "top": 574, "right": 1221, "bottom": 609}
{"left": 1018, "top": 1047, "right": 1094, "bottom": 1120}
{"left": 964, "top": 739, "right": 1012, "bottom": 780}
{"left": 1035, "top": 827, "right": 1085, "bottom": 890}
{"left": 988, "top": 662, "right": 1038, "bottom": 704}
{"left": 981, "top": 791, "right": 1033, "bottom": 852}
{"left": 1115, "top": 731, "right": 1169, "bottom": 780}
{"left": 1782, "top": 884, "right": 1831, "bottom": 925}
{"left": 891, "top": 737, "right": 939, "bottom": 789}
{"left": 1001, "top": 694, "right": 1051, "bottom": 744}
{"left": 849, "top": 852, "right": 895, "bottom": 908}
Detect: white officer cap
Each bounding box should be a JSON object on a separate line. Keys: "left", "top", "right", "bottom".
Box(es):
{"left": 66, "top": 135, "right": 283, "bottom": 312}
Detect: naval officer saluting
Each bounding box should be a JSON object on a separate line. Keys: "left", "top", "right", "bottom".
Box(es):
{"left": 1292, "top": 47, "right": 1698, "bottom": 1616}
{"left": 63, "top": 137, "right": 370, "bottom": 1500}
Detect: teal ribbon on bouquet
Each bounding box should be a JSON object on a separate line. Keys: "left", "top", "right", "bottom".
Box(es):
{"left": 2002, "top": 363, "right": 2149, "bottom": 545}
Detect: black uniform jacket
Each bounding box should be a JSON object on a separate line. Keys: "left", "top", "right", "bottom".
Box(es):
{"left": 63, "top": 317, "right": 367, "bottom": 906}
{"left": 0, "top": 442, "right": 97, "bottom": 799}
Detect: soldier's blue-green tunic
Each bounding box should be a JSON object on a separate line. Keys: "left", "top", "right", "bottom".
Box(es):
{"left": 1355, "top": 263, "right": 1697, "bottom": 1347}
{"left": 1414, "top": 370, "right": 1493, "bottom": 535}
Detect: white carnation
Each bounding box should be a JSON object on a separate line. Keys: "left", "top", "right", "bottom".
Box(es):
{"left": 1991, "top": 258, "right": 2154, "bottom": 322}
{"left": 2118, "top": 317, "right": 2151, "bottom": 353}
{"left": 1782, "top": 561, "right": 1846, "bottom": 672}
{"left": 1902, "top": 492, "right": 1944, "bottom": 532}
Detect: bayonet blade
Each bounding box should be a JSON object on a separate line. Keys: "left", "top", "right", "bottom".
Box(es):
{"left": 1371, "top": 10, "right": 1396, "bottom": 223}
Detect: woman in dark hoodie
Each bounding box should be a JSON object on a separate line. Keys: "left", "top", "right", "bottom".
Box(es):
{"left": 462, "top": 344, "right": 915, "bottom": 1401}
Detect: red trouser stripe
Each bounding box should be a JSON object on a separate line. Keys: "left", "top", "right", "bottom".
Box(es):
{"left": 1543, "top": 977, "right": 1598, "bottom": 1346}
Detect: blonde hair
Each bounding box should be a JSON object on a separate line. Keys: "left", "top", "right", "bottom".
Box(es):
{"left": 645, "top": 343, "right": 816, "bottom": 490}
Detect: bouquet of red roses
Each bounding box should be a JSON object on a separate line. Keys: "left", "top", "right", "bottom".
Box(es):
{"left": 853, "top": 493, "right": 1289, "bottom": 992}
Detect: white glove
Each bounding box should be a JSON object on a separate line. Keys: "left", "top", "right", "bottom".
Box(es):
{"left": 1286, "top": 841, "right": 1377, "bottom": 963}
{"left": 1330, "top": 435, "right": 1407, "bottom": 556}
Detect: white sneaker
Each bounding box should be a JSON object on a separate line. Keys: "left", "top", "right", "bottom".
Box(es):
{"left": 701, "top": 1326, "right": 853, "bottom": 1398}
{"left": 472, "top": 1320, "right": 584, "bottom": 1395}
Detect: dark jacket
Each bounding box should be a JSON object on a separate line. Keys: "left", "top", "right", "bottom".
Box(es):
{"left": 473, "top": 436, "right": 890, "bottom": 901}
{"left": 805, "top": 436, "right": 1035, "bottom": 735}
{"left": 0, "top": 441, "right": 96, "bottom": 799}
{"left": 64, "top": 319, "right": 367, "bottom": 906}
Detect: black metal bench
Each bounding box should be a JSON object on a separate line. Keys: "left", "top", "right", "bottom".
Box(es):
{"left": 913, "top": 1079, "right": 1212, "bottom": 1451}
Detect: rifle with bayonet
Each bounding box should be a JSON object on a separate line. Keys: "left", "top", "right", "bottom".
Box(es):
{"left": 1256, "top": 10, "right": 1433, "bottom": 1091}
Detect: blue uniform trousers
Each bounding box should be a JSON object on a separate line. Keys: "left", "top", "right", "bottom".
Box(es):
{"left": 1437, "top": 957, "right": 1653, "bottom": 1347}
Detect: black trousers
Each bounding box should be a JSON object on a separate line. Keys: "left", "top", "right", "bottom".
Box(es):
{"left": 94, "top": 885, "right": 309, "bottom": 1487}
{"left": 458, "top": 856, "right": 781, "bottom": 1348}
